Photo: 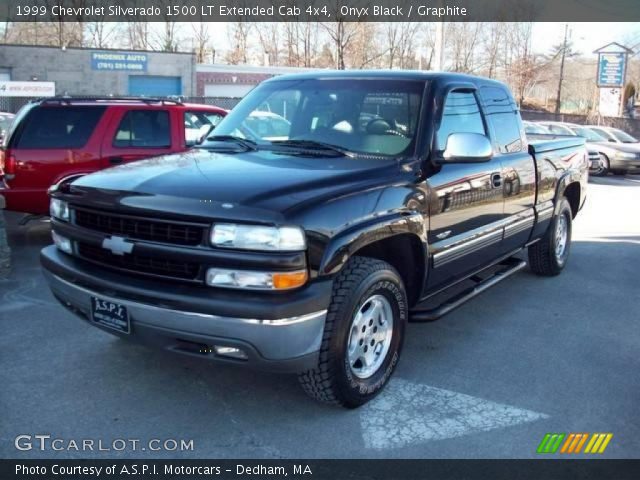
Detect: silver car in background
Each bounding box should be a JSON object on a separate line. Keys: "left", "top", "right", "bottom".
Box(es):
{"left": 539, "top": 122, "right": 640, "bottom": 176}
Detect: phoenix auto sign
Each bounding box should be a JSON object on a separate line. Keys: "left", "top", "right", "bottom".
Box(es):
{"left": 91, "top": 51, "right": 148, "bottom": 72}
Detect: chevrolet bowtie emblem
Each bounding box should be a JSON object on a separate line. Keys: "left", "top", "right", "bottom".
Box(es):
{"left": 102, "top": 236, "right": 134, "bottom": 256}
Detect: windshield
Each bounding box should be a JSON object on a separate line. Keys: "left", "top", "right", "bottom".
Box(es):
{"left": 572, "top": 126, "right": 607, "bottom": 142}
{"left": 524, "top": 123, "right": 549, "bottom": 134}
{"left": 610, "top": 128, "right": 638, "bottom": 143}
{"left": 0, "top": 114, "right": 14, "bottom": 130}
{"left": 205, "top": 78, "right": 425, "bottom": 156}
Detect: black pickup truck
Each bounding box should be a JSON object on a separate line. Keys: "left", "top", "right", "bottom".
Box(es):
{"left": 41, "top": 72, "right": 588, "bottom": 407}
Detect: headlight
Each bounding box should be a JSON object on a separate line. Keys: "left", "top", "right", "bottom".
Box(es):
{"left": 206, "top": 268, "right": 308, "bottom": 290}
{"left": 49, "top": 198, "right": 69, "bottom": 221}
{"left": 615, "top": 151, "right": 637, "bottom": 159}
{"left": 210, "top": 224, "right": 306, "bottom": 251}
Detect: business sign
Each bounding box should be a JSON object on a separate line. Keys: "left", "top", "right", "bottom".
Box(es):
{"left": 91, "top": 51, "right": 148, "bottom": 72}
{"left": 0, "top": 81, "right": 55, "bottom": 97}
{"left": 597, "top": 53, "right": 626, "bottom": 87}
{"left": 598, "top": 88, "right": 622, "bottom": 117}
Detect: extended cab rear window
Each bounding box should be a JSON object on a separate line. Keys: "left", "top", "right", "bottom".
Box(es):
{"left": 13, "top": 106, "right": 106, "bottom": 149}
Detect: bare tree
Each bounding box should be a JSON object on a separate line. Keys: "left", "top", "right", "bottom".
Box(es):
{"left": 446, "top": 23, "right": 482, "bottom": 73}
{"left": 320, "top": 21, "right": 359, "bottom": 69}
{"left": 225, "top": 22, "right": 252, "bottom": 64}
{"left": 191, "top": 22, "right": 211, "bottom": 63}
{"left": 348, "top": 23, "right": 385, "bottom": 69}
{"left": 84, "top": 22, "right": 119, "bottom": 49}
{"left": 385, "top": 23, "right": 420, "bottom": 69}
{"left": 255, "top": 23, "right": 281, "bottom": 66}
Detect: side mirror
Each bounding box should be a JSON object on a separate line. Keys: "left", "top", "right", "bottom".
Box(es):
{"left": 440, "top": 132, "right": 493, "bottom": 163}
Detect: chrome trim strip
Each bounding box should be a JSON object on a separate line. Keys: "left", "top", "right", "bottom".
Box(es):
{"left": 537, "top": 207, "right": 554, "bottom": 222}
{"left": 504, "top": 216, "right": 535, "bottom": 237}
{"left": 433, "top": 229, "right": 503, "bottom": 267}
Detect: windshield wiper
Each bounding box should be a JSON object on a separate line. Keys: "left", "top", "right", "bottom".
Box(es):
{"left": 204, "top": 135, "right": 258, "bottom": 151}
{"left": 270, "top": 139, "right": 350, "bottom": 157}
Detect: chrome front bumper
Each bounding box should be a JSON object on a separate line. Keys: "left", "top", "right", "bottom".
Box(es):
{"left": 43, "top": 269, "right": 327, "bottom": 373}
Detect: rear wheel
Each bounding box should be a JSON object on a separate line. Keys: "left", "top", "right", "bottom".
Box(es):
{"left": 528, "top": 198, "right": 572, "bottom": 276}
{"left": 298, "top": 256, "right": 407, "bottom": 408}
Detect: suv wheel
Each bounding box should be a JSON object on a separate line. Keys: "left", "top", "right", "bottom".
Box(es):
{"left": 528, "top": 197, "right": 572, "bottom": 276}
{"left": 298, "top": 256, "right": 407, "bottom": 408}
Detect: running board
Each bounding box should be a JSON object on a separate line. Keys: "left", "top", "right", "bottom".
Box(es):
{"left": 410, "top": 258, "right": 527, "bottom": 322}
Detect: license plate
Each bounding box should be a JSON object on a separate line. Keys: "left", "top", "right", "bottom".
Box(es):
{"left": 91, "top": 297, "right": 130, "bottom": 334}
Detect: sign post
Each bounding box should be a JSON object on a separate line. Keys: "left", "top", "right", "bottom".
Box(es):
{"left": 594, "top": 43, "right": 633, "bottom": 118}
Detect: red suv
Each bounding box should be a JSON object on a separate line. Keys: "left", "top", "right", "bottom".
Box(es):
{"left": 0, "top": 97, "right": 226, "bottom": 215}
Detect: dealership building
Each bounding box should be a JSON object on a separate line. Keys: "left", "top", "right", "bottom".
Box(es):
{"left": 0, "top": 44, "right": 311, "bottom": 110}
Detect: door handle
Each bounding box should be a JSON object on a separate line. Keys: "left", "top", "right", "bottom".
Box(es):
{"left": 109, "top": 156, "right": 124, "bottom": 165}
{"left": 491, "top": 172, "right": 502, "bottom": 189}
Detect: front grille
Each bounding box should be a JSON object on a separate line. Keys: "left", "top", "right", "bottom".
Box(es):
{"left": 74, "top": 208, "right": 205, "bottom": 246}
{"left": 77, "top": 242, "right": 200, "bottom": 281}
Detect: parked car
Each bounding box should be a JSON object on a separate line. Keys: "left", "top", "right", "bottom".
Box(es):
{"left": 523, "top": 120, "right": 550, "bottom": 135}
{"left": 546, "top": 122, "right": 640, "bottom": 176}
{"left": 0, "top": 112, "right": 15, "bottom": 143}
{"left": 0, "top": 97, "right": 226, "bottom": 215}
{"left": 587, "top": 125, "right": 639, "bottom": 145}
{"left": 528, "top": 121, "right": 603, "bottom": 174}
{"left": 41, "top": 72, "right": 588, "bottom": 407}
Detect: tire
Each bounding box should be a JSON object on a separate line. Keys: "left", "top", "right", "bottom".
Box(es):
{"left": 528, "top": 197, "right": 572, "bottom": 276}
{"left": 591, "top": 154, "right": 609, "bottom": 177}
{"left": 298, "top": 256, "right": 408, "bottom": 408}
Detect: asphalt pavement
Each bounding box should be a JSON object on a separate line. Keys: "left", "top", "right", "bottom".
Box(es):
{"left": 1, "top": 174, "right": 639, "bottom": 459}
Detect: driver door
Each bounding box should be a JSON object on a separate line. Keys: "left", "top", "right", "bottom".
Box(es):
{"left": 425, "top": 89, "right": 505, "bottom": 290}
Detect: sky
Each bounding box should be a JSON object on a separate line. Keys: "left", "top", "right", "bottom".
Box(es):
{"left": 204, "top": 22, "right": 639, "bottom": 61}
{"left": 531, "top": 22, "right": 640, "bottom": 56}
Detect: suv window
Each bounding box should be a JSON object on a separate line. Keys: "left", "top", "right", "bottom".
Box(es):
{"left": 14, "top": 107, "right": 106, "bottom": 149}
{"left": 114, "top": 110, "right": 171, "bottom": 148}
{"left": 437, "top": 91, "right": 485, "bottom": 149}
{"left": 184, "top": 111, "right": 224, "bottom": 144}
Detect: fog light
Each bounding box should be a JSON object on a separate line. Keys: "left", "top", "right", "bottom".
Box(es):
{"left": 206, "top": 268, "right": 307, "bottom": 290}
{"left": 51, "top": 231, "right": 72, "bottom": 254}
{"left": 214, "top": 346, "right": 248, "bottom": 360}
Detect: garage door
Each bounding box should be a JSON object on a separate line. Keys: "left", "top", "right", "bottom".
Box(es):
{"left": 128, "top": 76, "right": 182, "bottom": 96}
{"left": 204, "top": 84, "right": 254, "bottom": 98}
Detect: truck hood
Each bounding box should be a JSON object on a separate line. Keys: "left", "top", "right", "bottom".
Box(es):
{"left": 71, "top": 148, "right": 403, "bottom": 222}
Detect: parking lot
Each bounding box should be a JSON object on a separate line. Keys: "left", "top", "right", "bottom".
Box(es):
{"left": 1, "top": 174, "right": 639, "bottom": 459}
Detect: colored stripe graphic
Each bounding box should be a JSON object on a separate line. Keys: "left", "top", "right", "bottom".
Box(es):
{"left": 539, "top": 433, "right": 613, "bottom": 454}
{"left": 585, "top": 433, "right": 614, "bottom": 454}
{"left": 537, "top": 433, "right": 565, "bottom": 453}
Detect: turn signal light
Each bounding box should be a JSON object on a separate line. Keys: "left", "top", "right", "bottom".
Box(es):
{"left": 273, "top": 270, "right": 308, "bottom": 290}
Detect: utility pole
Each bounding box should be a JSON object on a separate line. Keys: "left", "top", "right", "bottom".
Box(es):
{"left": 555, "top": 23, "right": 569, "bottom": 114}
{"left": 434, "top": 22, "right": 444, "bottom": 71}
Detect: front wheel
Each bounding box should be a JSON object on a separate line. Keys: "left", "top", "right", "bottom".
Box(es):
{"left": 528, "top": 198, "right": 572, "bottom": 276}
{"left": 298, "top": 256, "right": 407, "bottom": 408}
{"left": 591, "top": 154, "right": 609, "bottom": 177}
